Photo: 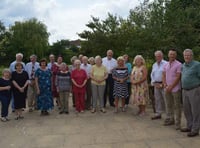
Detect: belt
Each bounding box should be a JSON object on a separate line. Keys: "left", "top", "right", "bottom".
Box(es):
{"left": 154, "top": 81, "right": 162, "bottom": 83}
{"left": 183, "top": 84, "right": 200, "bottom": 91}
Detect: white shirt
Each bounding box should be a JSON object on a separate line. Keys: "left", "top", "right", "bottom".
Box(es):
{"left": 102, "top": 57, "right": 117, "bottom": 74}
{"left": 80, "top": 63, "right": 92, "bottom": 78}
{"left": 25, "top": 62, "right": 40, "bottom": 79}
{"left": 151, "top": 59, "right": 167, "bottom": 85}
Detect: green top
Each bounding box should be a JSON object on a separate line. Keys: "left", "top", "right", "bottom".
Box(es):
{"left": 181, "top": 60, "right": 200, "bottom": 89}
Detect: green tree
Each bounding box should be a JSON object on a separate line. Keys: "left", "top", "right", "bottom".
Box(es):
{"left": 8, "top": 18, "right": 49, "bottom": 61}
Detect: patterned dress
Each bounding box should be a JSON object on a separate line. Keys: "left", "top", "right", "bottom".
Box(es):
{"left": 131, "top": 66, "right": 149, "bottom": 105}
{"left": 112, "top": 67, "right": 129, "bottom": 98}
{"left": 51, "top": 64, "right": 60, "bottom": 97}
{"left": 35, "top": 68, "right": 53, "bottom": 110}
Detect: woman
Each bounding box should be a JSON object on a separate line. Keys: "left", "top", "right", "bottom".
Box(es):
{"left": 130, "top": 55, "right": 149, "bottom": 116}
{"left": 35, "top": 59, "right": 53, "bottom": 115}
{"left": 55, "top": 63, "right": 71, "bottom": 114}
{"left": 88, "top": 57, "right": 95, "bottom": 65}
{"left": 51, "top": 55, "right": 63, "bottom": 108}
{"left": 123, "top": 54, "right": 132, "bottom": 108}
{"left": 71, "top": 59, "right": 87, "bottom": 113}
{"left": 0, "top": 69, "right": 12, "bottom": 122}
{"left": 90, "top": 55, "right": 108, "bottom": 113}
{"left": 12, "top": 62, "right": 29, "bottom": 119}
{"left": 112, "top": 56, "right": 129, "bottom": 113}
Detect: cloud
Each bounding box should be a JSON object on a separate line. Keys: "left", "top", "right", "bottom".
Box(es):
{"left": 0, "top": 0, "right": 141, "bottom": 44}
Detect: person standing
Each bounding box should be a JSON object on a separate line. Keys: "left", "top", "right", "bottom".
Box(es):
{"left": 25, "top": 54, "right": 40, "bottom": 112}
{"left": 163, "top": 49, "right": 182, "bottom": 130}
{"left": 123, "top": 54, "right": 132, "bottom": 108}
{"left": 12, "top": 63, "right": 29, "bottom": 120}
{"left": 80, "top": 56, "right": 92, "bottom": 110}
{"left": 9, "top": 53, "right": 25, "bottom": 112}
{"left": 151, "top": 51, "right": 167, "bottom": 120}
{"left": 0, "top": 69, "right": 12, "bottom": 122}
{"left": 47, "top": 54, "right": 56, "bottom": 70}
{"left": 112, "top": 56, "right": 129, "bottom": 113}
{"left": 51, "top": 55, "right": 63, "bottom": 109}
{"left": 35, "top": 59, "right": 53, "bottom": 116}
{"left": 55, "top": 63, "right": 71, "bottom": 114}
{"left": 71, "top": 60, "right": 87, "bottom": 113}
{"left": 181, "top": 49, "right": 200, "bottom": 137}
{"left": 102, "top": 49, "right": 117, "bottom": 107}
{"left": 90, "top": 56, "right": 108, "bottom": 113}
{"left": 130, "top": 55, "right": 149, "bottom": 116}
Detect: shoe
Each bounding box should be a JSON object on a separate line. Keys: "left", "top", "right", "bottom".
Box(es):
{"left": 15, "top": 116, "right": 19, "bottom": 120}
{"left": 29, "top": 108, "right": 33, "bottom": 112}
{"left": 139, "top": 112, "right": 146, "bottom": 117}
{"left": 59, "top": 111, "right": 64, "bottom": 114}
{"left": 181, "top": 128, "right": 191, "bottom": 132}
{"left": 65, "top": 111, "right": 69, "bottom": 114}
{"left": 122, "top": 107, "right": 126, "bottom": 112}
{"left": 151, "top": 115, "right": 161, "bottom": 120}
{"left": 175, "top": 126, "right": 181, "bottom": 130}
{"left": 187, "top": 132, "right": 199, "bottom": 137}
{"left": 19, "top": 116, "right": 24, "bottom": 119}
{"left": 164, "top": 120, "right": 175, "bottom": 126}
{"left": 44, "top": 111, "right": 49, "bottom": 115}
{"left": 110, "top": 104, "right": 115, "bottom": 107}
{"left": 12, "top": 110, "right": 15, "bottom": 113}
{"left": 1, "top": 117, "right": 7, "bottom": 122}
{"left": 5, "top": 117, "right": 10, "bottom": 121}
{"left": 91, "top": 108, "right": 96, "bottom": 113}
{"left": 80, "top": 110, "right": 84, "bottom": 113}
{"left": 114, "top": 108, "right": 118, "bottom": 113}
{"left": 100, "top": 108, "right": 106, "bottom": 113}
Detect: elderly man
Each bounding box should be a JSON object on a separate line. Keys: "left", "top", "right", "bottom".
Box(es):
{"left": 102, "top": 49, "right": 117, "bottom": 107}
{"left": 181, "top": 49, "right": 200, "bottom": 137}
{"left": 25, "top": 54, "right": 40, "bottom": 112}
{"left": 47, "top": 54, "right": 56, "bottom": 70}
{"left": 80, "top": 56, "right": 92, "bottom": 110}
{"left": 163, "top": 49, "right": 182, "bottom": 130}
{"left": 151, "top": 51, "right": 167, "bottom": 120}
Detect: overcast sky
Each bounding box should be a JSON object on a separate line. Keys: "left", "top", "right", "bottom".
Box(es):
{"left": 0, "top": 0, "right": 141, "bottom": 44}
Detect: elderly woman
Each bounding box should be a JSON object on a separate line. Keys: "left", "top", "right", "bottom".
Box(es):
{"left": 112, "top": 56, "right": 129, "bottom": 113}
{"left": 71, "top": 59, "right": 87, "bottom": 113}
{"left": 0, "top": 69, "right": 12, "bottom": 122}
{"left": 130, "top": 55, "right": 149, "bottom": 116}
{"left": 90, "top": 55, "right": 108, "bottom": 113}
{"left": 35, "top": 59, "right": 53, "bottom": 115}
{"left": 88, "top": 57, "right": 95, "bottom": 65}
{"left": 12, "top": 62, "right": 29, "bottom": 120}
{"left": 51, "top": 55, "right": 63, "bottom": 108}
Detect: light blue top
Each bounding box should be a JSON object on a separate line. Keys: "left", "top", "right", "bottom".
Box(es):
{"left": 125, "top": 62, "right": 132, "bottom": 83}
{"left": 181, "top": 60, "right": 200, "bottom": 89}
{"left": 9, "top": 61, "right": 26, "bottom": 72}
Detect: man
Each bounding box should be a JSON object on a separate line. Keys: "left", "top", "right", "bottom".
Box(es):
{"left": 47, "top": 54, "right": 56, "bottom": 70}
{"left": 181, "top": 49, "right": 200, "bottom": 137}
{"left": 151, "top": 51, "right": 167, "bottom": 120}
{"left": 9, "top": 53, "right": 25, "bottom": 72}
{"left": 25, "top": 54, "right": 40, "bottom": 112}
{"left": 102, "top": 49, "right": 117, "bottom": 107}
{"left": 9, "top": 53, "right": 26, "bottom": 112}
{"left": 80, "top": 56, "right": 92, "bottom": 110}
{"left": 162, "top": 49, "right": 182, "bottom": 130}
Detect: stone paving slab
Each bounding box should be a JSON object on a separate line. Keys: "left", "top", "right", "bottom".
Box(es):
{"left": 0, "top": 100, "right": 199, "bottom": 148}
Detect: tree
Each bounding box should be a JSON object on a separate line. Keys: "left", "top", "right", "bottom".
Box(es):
{"left": 8, "top": 18, "right": 49, "bottom": 61}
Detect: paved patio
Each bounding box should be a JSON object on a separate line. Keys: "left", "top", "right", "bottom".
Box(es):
{"left": 0, "top": 98, "right": 199, "bottom": 148}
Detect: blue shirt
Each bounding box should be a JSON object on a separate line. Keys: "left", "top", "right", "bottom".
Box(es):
{"left": 181, "top": 60, "right": 200, "bottom": 89}
{"left": 125, "top": 62, "right": 132, "bottom": 83}
{"left": 9, "top": 61, "right": 26, "bottom": 72}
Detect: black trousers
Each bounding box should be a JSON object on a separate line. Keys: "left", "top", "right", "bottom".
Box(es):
{"left": 104, "top": 74, "right": 114, "bottom": 107}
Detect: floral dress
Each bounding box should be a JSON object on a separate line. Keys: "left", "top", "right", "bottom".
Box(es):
{"left": 131, "top": 66, "right": 149, "bottom": 105}
{"left": 35, "top": 68, "right": 53, "bottom": 110}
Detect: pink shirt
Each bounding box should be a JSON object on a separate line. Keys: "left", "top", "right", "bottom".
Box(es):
{"left": 163, "top": 60, "right": 182, "bottom": 92}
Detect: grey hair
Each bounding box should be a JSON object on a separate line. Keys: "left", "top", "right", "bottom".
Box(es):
{"left": 154, "top": 50, "right": 163, "bottom": 57}
{"left": 183, "top": 49, "right": 193, "bottom": 56}
{"left": 16, "top": 53, "right": 23, "bottom": 58}
{"left": 94, "top": 55, "right": 102, "bottom": 63}
{"left": 2, "top": 68, "right": 11, "bottom": 75}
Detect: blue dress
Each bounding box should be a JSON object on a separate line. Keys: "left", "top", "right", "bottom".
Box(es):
{"left": 35, "top": 68, "right": 53, "bottom": 110}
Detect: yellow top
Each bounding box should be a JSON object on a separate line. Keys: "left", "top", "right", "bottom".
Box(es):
{"left": 91, "top": 65, "right": 107, "bottom": 85}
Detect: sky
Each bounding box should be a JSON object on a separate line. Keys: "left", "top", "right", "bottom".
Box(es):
{"left": 0, "top": 0, "right": 141, "bottom": 44}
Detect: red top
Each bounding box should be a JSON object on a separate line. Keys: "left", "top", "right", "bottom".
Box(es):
{"left": 51, "top": 64, "right": 60, "bottom": 97}
{"left": 71, "top": 69, "right": 87, "bottom": 93}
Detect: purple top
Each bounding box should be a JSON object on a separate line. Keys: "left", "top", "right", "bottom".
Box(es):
{"left": 163, "top": 60, "right": 182, "bottom": 92}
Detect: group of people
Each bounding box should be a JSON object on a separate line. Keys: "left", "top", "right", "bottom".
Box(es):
{"left": 0, "top": 49, "right": 200, "bottom": 138}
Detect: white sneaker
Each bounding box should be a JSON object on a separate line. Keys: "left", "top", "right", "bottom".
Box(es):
{"left": 1, "top": 117, "right": 7, "bottom": 122}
